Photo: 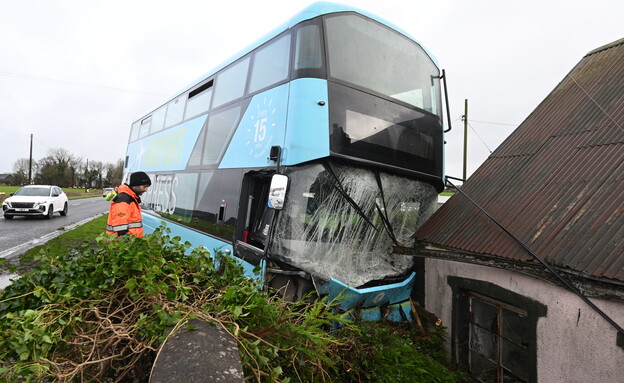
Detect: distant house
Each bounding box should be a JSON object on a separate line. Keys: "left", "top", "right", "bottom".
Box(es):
{"left": 398, "top": 38, "right": 624, "bottom": 382}
{"left": 0, "top": 173, "right": 11, "bottom": 185}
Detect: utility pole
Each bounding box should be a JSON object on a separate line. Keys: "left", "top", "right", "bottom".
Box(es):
{"left": 463, "top": 99, "right": 468, "bottom": 181}
{"left": 28, "top": 133, "right": 33, "bottom": 185}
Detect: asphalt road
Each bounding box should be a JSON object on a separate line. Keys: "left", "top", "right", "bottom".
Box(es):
{"left": 0, "top": 196, "right": 109, "bottom": 260}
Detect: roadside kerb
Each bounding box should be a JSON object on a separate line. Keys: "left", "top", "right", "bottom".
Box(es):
{"left": 0, "top": 212, "right": 107, "bottom": 261}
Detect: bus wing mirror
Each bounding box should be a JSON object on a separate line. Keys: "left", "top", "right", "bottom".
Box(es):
{"left": 267, "top": 174, "right": 288, "bottom": 210}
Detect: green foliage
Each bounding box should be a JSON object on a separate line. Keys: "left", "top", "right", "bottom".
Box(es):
{"left": 333, "top": 322, "right": 464, "bottom": 383}
{"left": 19, "top": 215, "right": 108, "bottom": 264}
{"left": 0, "top": 224, "right": 461, "bottom": 382}
{"left": 0, "top": 226, "right": 342, "bottom": 382}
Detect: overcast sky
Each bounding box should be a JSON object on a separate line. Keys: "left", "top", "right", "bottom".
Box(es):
{"left": 0, "top": 0, "right": 621, "bottom": 180}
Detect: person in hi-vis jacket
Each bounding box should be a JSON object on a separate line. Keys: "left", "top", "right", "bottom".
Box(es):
{"left": 106, "top": 171, "right": 151, "bottom": 237}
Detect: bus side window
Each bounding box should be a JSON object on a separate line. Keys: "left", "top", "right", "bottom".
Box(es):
{"left": 212, "top": 57, "right": 250, "bottom": 109}
{"left": 248, "top": 33, "right": 291, "bottom": 94}
{"left": 139, "top": 116, "right": 151, "bottom": 138}
{"left": 165, "top": 96, "right": 185, "bottom": 128}
{"left": 292, "top": 20, "right": 326, "bottom": 79}
{"left": 129, "top": 121, "right": 140, "bottom": 142}
{"left": 150, "top": 107, "right": 166, "bottom": 134}
{"left": 186, "top": 80, "right": 214, "bottom": 119}
{"left": 295, "top": 24, "right": 322, "bottom": 70}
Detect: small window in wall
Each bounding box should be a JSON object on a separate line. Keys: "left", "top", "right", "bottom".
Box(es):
{"left": 186, "top": 80, "right": 214, "bottom": 119}
{"left": 295, "top": 24, "right": 322, "bottom": 70}
{"left": 448, "top": 277, "right": 547, "bottom": 383}
{"left": 165, "top": 96, "right": 185, "bottom": 128}
{"left": 468, "top": 294, "right": 530, "bottom": 382}
{"left": 138, "top": 116, "right": 151, "bottom": 138}
{"left": 150, "top": 106, "right": 166, "bottom": 134}
{"left": 129, "top": 121, "right": 140, "bottom": 142}
{"left": 248, "top": 34, "right": 291, "bottom": 93}
{"left": 212, "top": 57, "right": 250, "bottom": 108}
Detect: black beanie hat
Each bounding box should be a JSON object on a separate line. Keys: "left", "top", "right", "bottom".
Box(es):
{"left": 129, "top": 171, "right": 151, "bottom": 187}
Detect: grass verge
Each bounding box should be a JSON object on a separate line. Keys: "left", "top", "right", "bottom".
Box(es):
{"left": 1, "top": 215, "right": 108, "bottom": 274}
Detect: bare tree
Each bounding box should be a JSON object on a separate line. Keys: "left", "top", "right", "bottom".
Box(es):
{"left": 11, "top": 158, "right": 37, "bottom": 185}
{"left": 88, "top": 160, "right": 105, "bottom": 189}
{"left": 104, "top": 159, "right": 124, "bottom": 187}
{"left": 34, "top": 148, "right": 80, "bottom": 187}
{"left": 14, "top": 148, "right": 124, "bottom": 190}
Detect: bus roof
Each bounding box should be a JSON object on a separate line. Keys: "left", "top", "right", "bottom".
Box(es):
{"left": 135, "top": 1, "right": 439, "bottom": 123}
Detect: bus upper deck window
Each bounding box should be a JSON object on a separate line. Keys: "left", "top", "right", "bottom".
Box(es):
{"left": 295, "top": 24, "right": 322, "bottom": 70}
{"left": 325, "top": 14, "right": 440, "bottom": 116}
{"left": 150, "top": 107, "right": 166, "bottom": 134}
{"left": 212, "top": 57, "right": 250, "bottom": 109}
{"left": 248, "top": 34, "right": 291, "bottom": 93}
{"left": 129, "top": 121, "right": 140, "bottom": 142}
{"left": 139, "top": 116, "right": 151, "bottom": 138}
{"left": 165, "top": 97, "right": 185, "bottom": 128}
{"left": 186, "top": 80, "right": 214, "bottom": 119}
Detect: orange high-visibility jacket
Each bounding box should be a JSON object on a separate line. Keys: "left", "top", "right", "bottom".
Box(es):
{"left": 106, "top": 184, "right": 144, "bottom": 237}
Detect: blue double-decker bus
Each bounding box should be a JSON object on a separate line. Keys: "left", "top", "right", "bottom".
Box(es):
{"left": 123, "top": 2, "right": 446, "bottom": 320}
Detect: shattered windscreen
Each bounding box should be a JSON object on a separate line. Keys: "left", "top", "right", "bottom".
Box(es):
{"left": 269, "top": 162, "right": 438, "bottom": 287}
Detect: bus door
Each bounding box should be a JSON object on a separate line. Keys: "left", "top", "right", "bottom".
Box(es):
{"left": 234, "top": 171, "right": 275, "bottom": 266}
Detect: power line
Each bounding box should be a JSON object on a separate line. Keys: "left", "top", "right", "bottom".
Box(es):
{"left": 0, "top": 70, "right": 168, "bottom": 97}
{"left": 447, "top": 178, "right": 624, "bottom": 339}
{"left": 469, "top": 119, "right": 518, "bottom": 127}
{"left": 0, "top": 129, "right": 53, "bottom": 151}
{"left": 566, "top": 73, "right": 624, "bottom": 133}
{"left": 467, "top": 121, "right": 493, "bottom": 154}
{"left": 0, "top": 127, "right": 27, "bottom": 135}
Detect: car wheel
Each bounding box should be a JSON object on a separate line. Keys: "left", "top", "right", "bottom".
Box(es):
{"left": 47, "top": 204, "right": 54, "bottom": 219}
{"left": 60, "top": 202, "right": 68, "bottom": 216}
{"left": 3, "top": 214, "right": 13, "bottom": 220}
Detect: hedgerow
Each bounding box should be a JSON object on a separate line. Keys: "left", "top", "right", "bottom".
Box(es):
{"left": 0, "top": 226, "right": 462, "bottom": 382}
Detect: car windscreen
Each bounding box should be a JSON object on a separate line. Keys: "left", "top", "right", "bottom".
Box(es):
{"left": 15, "top": 187, "right": 51, "bottom": 197}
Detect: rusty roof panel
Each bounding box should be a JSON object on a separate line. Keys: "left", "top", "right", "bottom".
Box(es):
{"left": 415, "top": 38, "right": 624, "bottom": 283}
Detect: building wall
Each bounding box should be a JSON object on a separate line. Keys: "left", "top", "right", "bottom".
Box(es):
{"left": 424, "top": 258, "right": 624, "bottom": 383}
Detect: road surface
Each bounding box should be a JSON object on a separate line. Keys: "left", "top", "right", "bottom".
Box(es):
{"left": 0, "top": 196, "right": 109, "bottom": 260}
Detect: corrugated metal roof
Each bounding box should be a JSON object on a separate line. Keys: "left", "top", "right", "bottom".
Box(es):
{"left": 415, "top": 37, "right": 624, "bottom": 283}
